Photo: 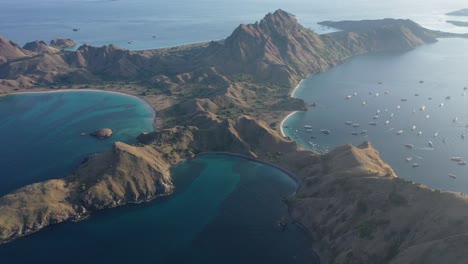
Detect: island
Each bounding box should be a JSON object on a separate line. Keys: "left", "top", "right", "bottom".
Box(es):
{"left": 447, "top": 8, "right": 468, "bottom": 16}
{"left": 447, "top": 20, "right": 468, "bottom": 27}
{"left": 90, "top": 128, "right": 113, "bottom": 139}
{"left": 1, "top": 9, "right": 468, "bottom": 263}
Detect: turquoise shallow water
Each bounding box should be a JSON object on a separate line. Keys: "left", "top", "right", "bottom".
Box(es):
{"left": 0, "top": 91, "right": 154, "bottom": 196}
{"left": 0, "top": 93, "right": 316, "bottom": 263}
{"left": 284, "top": 38, "right": 468, "bottom": 193}
{"left": 0, "top": 154, "right": 316, "bottom": 263}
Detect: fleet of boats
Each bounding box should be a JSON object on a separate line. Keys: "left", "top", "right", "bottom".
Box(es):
{"left": 284, "top": 83, "right": 467, "bottom": 180}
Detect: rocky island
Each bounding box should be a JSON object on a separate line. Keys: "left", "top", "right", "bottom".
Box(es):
{"left": 90, "top": 128, "right": 113, "bottom": 139}
{"left": 1, "top": 10, "right": 468, "bottom": 263}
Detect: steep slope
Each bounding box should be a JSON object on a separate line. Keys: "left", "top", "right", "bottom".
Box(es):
{"left": 289, "top": 142, "right": 468, "bottom": 264}
{"left": 0, "top": 36, "right": 31, "bottom": 63}
{"left": 0, "top": 142, "right": 173, "bottom": 244}
{"left": 320, "top": 19, "right": 439, "bottom": 53}
{"left": 204, "top": 9, "right": 351, "bottom": 86}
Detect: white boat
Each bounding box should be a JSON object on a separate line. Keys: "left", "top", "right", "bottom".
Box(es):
{"left": 385, "top": 120, "right": 390, "bottom": 125}
{"left": 412, "top": 163, "right": 419, "bottom": 168}
{"left": 353, "top": 92, "right": 358, "bottom": 96}
{"left": 434, "top": 132, "right": 438, "bottom": 137}
{"left": 411, "top": 126, "right": 416, "bottom": 131}
{"left": 390, "top": 113, "right": 394, "bottom": 118}
{"left": 428, "top": 141, "right": 433, "bottom": 148}
{"left": 362, "top": 101, "right": 367, "bottom": 105}
{"left": 453, "top": 117, "right": 458, "bottom": 123}
{"left": 345, "top": 121, "right": 353, "bottom": 125}
{"left": 404, "top": 144, "right": 414, "bottom": 149}
{"left": 451, "top": 157, "right": 463, "bottom": 162}
{"left": 346, "top": 95, "right": 352, "bottom": 99}
{"left": 306, "top": 129, "right": 313, "bottom": 132}
{"left": 304, "top": 125, "right": 313, "bottom": 128}
{"left": 459, "top": 161, "right": 466, "bottom": 166}
{"left": 420, "top": 105, "right": 426, "bottom": 111}
{"left": 449, "top": 174, "right": 457, "bottom": 179}
{"left": 376, "top": 109, "right": 381, "bottom": 114}
{"left": 396, "top": 130, "right": 404, "bottom": 135}
{"left": 373, "top": 115, "right": 379, "bottom": 120}
{"left": 439, "top": 103, "right": 444, "bottom": 107}
{"left": 361, "top": 130, "right": 368, "bottom": 134}
{"left": 308, "top": 141, "right": 315, "bottom": 146}
{"left": 425, "top": 115, "right": 430, "bottom": 119}
{"left": 375, "top": 93, "right": 379, "bottom": 97}
{"left": 397, "top": 105, "right": 401, "bottom": 110}
{"left": 320, "top": 129, "right": 331, "bottom": 135}
{"left": 406, "top": 157, "right": 413, "bottom": 162}
{"left": 417, "top": 131, "right": 423, "bottom": 136}
{"left": 352, "top": 123, "right": 360, "bottom": 128}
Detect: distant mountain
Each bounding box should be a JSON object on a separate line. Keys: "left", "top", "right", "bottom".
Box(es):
{"left": 447, "top": 8, "right": 468, "bottom": 16}
{"left": 319, "top": 19, "right": 440, "bottom": 53}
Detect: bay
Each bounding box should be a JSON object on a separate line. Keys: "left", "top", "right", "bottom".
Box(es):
{"left": 284, "top": 38, "right": 468, "bottom": 193}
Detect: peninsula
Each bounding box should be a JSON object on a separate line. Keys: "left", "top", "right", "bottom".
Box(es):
{"left": 1, "top": 10, "right": 468, "bottom": 263}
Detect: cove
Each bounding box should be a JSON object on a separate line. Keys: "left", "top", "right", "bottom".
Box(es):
{"left": 0, "top": 91, "right": 154, "bottom": 196}
{"left": 284, "top": 38, "right": 468, "bottom": 193}
{"left": 0, "top": 154, "right": 317, "bottom": 263}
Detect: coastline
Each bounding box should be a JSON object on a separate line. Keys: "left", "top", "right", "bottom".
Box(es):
{"left": 0, "top": 89, "right": 158, "bottom": 131}
{"left": 279, "top": 78, "right": 306, "bottom": 137}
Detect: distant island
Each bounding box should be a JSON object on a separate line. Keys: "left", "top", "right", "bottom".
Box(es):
{"left": 447, "top": 8, "right": 468, "bottom": 16}
{"left": 447, "top": 20, "right": 468, "bottom": 27}
{"left": 2, "top": 9, "right": 468, "bottom": 263}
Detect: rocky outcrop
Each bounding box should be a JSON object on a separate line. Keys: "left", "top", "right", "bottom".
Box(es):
{"left": 90, "top": 128, "right": 113, "bottom": 139}
{"left": 0, "top": 142, "right": 173, "bottom": 244}
{"left": 50, "top": 38, "right": 76, "bottom": 49}
{"left": 22, "top": 40, "right": 59, "bottom": 54}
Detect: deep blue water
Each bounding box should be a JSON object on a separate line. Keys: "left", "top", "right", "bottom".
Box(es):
{"left": 0, "top": 0, "right": 467, "bottom": 50}
{"left": 284, "top": 38, "right": 468, "bottom": 193}
{"left": 0, "top": 154, "right": 316, "bottom": 264}
{"left": 0, "top": 93, "right": 316, "bottom": 263}
{"left": 0, "top": 91, "right": 154, "bottom": 196}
